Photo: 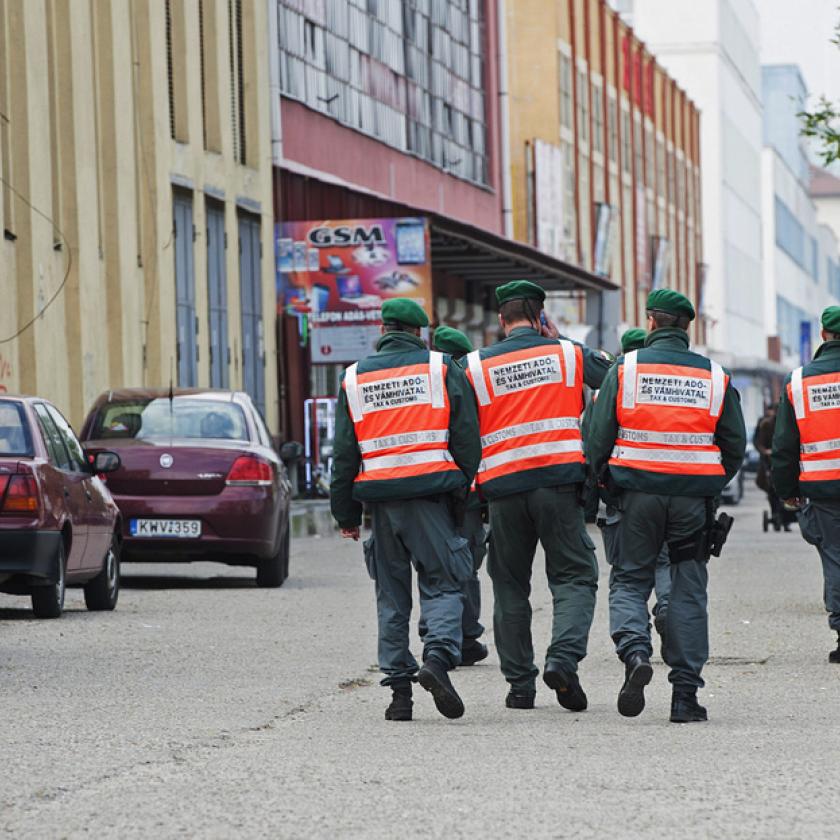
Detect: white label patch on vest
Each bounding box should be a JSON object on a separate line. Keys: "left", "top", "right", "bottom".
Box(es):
{"left": 489, "top": 355, "right": 562, "bottom": 396}
{"left": 807, "top": 381, "right": 840, "bottom": 411}
{"left": 635, "top": 373, "right": 711, "bottom": 408}
{"left": 359, "top": 374, "right": 432, "bottom": 412}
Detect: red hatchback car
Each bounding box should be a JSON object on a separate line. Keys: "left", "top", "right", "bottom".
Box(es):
{"left": 0, "top": 397, "right": 122, "bottom": 618}
{"left": 80, "top": 389, "right": 292, "bottom": 587}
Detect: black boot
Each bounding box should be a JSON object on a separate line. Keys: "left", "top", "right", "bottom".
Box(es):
{"left": 505, "top": 689, "right": 536, "bottom": 709}
{"left": 417, "top": 657, "right": 465, "bottom": 719}
{"left": 617, "top": 652, "right": 653, "bottom": 718}
{"left": 543, "top": 662, "right": 588, "bottom": 711}
{"left": 384, "top": 683, "right": 413, "bottom": 722}
{"left": 829, "top": 632, "right": 840, "bottom": 664}
{"left": 460, "top": 638, "right": 489, "bottom": 666}
{"left": 670, "top": 688, "right": 708, "bottom": 723}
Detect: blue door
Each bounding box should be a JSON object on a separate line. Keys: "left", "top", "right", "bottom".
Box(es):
{"left": 238, "top": 212, "right": 265, "bottom": 414}
{"left": 174, "top": 192, "right": 197, "bottom": 386}
{"left": 207, "top": 201, "right": 229, "bottom": 388}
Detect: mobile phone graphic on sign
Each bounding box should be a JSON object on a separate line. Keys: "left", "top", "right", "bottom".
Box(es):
{"left": 277, "top": 238, "right": 294, "bottom": 272}
{"left": 312, "top": 283, "right": 331, "bottom": 312}
{"left": 293, "top": 241, "right": 308, "bottom": 272}
{"left": 395, "top": 220, "right": 426, "bottom": 265}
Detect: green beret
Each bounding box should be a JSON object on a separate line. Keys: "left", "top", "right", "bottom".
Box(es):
{"left": 433, "top": 325, "right": 473, "bottom": 357}
{"left": 495, "top": 280, "right": 546, "bottom": 307}
{"left": 620, "top": 328, "right": 647, "bottom": 353}
{"left": 381, "top": 298, "right": 429, "bottom": 328}
{"left": 646, "top": 288, "right": 696, "bottom": 321}
{"left": 822, "top": 305, "right": 840, "bottom": 334}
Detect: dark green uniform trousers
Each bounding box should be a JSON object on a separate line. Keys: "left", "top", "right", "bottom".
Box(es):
{"left": 797, "top": 500, "right": 840, "bottom": 632}
{"left": 364, "top": 497, "right": 472, "bottom": 686}
{"left": 487, "top": 486, "right": 599, "bottom": 692}
{"left": 599, "top": 508, "right": 671, "bottom": 616}
{"left": 610, "top": 491, "right": 708, "bottom": 689}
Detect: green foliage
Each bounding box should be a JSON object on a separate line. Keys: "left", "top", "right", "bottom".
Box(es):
{"left": 799, "top": 11, "right": 840, "bottom": 165}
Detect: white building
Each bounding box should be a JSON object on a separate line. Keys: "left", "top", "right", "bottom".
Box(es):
{"left": 611, "top": 0, "right": 765, "bottom": 363}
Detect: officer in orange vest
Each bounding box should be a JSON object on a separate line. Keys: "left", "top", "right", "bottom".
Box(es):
{"left": 772, "top": 305, "right": 840, "bottom": 664}
{"left": 588, "top": 289, "right": 746, "bottom": 723}
{"left": 464, "top": 280, "right": 609, "bottom": 711}
{"left": 330, "top": 298, "right": 481, "bottom": 722}
{"left": 417, "top": 325, "right": 488, "bottom": 666}
{"left": 586, "top": 327, "right": 671, "bottom": 651}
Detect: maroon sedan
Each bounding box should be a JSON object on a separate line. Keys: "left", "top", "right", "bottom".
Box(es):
{"left": 80, "top": 389, "right": 292, "bottom": 587}
{"left": 0, "top": 396, "right": 122, "bottom": 618}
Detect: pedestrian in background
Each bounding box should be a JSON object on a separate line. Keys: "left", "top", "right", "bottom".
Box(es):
{"left": 772, "top": 306, "right": 840, "bottom": 663}
{"left": 586, "top": 327, "right": 671, "bottom": 652}
{"left": 330, "top": 298, "right": 481, "bottom": 721}
{"left": 588, "top": 290, "right": 746, "bottom": 723}
{"left": 464, "top": 280, "right": 609, "bottom": 711}
{"left": 413, "top": 324, "right": 488, "bottom": 667}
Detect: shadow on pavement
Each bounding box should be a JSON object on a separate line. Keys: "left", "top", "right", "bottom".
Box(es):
{"left": 121, "top": 575, "right": 257, "bottom": 590}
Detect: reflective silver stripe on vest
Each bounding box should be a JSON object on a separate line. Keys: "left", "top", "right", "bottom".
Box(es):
{"left": 481, "top": 417, "right": 580, "bottom": 448}
{"left": 429, "top": 351, "right": 445, "bottom": 409}
{"left": 617, "top": 427, "right": 715, "bottom": 447}
{"left": 611, "top": 445, "right": 722, "bottom": 465}
{"left": 467, "top": 350, "right": 491, "bottom": 406}
{"left": 344, "top": 363, "right": 363, "bottom": 423}
{"left": 800, "top": 457, "right": 840, "bottom": 473}
{"left": 559, "top": 339, "right": 576, "bottom": 386}
{"left": 358, "top": 429, "right": 450, "bottom": 454}
{"left": 801, "top": 437, "right": 840, "bottom": 455}
{"left": 710, "top": 361, "right": 725, "bottom": 416}
{"left": 361, "top": 449, "right": 453, "bottom": 473}
{"left": 479, "top": 440, "right": 582, "bottom": 473}
{"left": 791, "top": 366, "right": 806, "bottom": 420}
{"left": 622, "top": 350, "right": 638, "bottom": 409}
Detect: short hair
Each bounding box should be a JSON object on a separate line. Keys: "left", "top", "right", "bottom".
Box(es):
{"left": 499, "top": 298, "right": 541, "bottom": 325}
{"left": 826, "top": 330, "right": 840, "bottom": 341}
{"left": 647, "top": 309, "right": 691, "bottom": 332}
{"left": 383, "top": 323, "right": 417, "bottom": 334}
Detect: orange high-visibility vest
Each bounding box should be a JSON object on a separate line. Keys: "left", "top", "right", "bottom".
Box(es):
{"left": 788, "top": 367, "right": 840, "bottom": 485}
{"left": 343, "top": 351, "right": 460, "bottom": 485}
{"left": 609, "top": 350, "right": 727, "bottom": 476}
{"left": 465, "top": 341, "right": 584, "bottom": 490}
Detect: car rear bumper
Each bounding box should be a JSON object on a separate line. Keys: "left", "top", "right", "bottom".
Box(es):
{"left": 112, "top": 490, "right": 284, "bottom": 564}
{"left": 0, "top": 530, "right": 61, "bottom": 580}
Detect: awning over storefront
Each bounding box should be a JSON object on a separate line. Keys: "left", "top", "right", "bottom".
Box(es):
{"left": 430, "top": 216, "right": 619, "bottom": 294}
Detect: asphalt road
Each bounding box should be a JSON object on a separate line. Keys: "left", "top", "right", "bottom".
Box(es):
{"left": 1, "top": 484, "right": 838, "bottom": 838}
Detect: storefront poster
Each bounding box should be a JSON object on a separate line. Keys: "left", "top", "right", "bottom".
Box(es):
{"left": 276, "top": 217, "right": 432, "bottom": 363}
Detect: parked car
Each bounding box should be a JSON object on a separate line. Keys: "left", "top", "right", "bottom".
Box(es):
{"left": 0, "top": 396, "right": 122, "bottom": 618}
{"left": 80, "top": 389, "right": 292, "bottom": 587}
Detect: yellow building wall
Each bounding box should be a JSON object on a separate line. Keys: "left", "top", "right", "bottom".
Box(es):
{"left": 0, "top": 0, "right": 278, "bottom": 431}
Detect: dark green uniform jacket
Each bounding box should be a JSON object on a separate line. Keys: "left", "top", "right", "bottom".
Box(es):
{"left": 330, "top": 331, "right": 481, "bottom": 529}
{"left": 771, "top": 340, "right": 840, "bottom": 500}
{"left": 586, "top": 328, "right": 746, "bottom": 497}
{"left": 474, "top": 326, "right": 610, "bottom": 499}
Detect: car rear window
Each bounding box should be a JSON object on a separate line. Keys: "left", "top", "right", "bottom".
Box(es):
{"left": 92, "top": 399, "right": 249, "bottom": 442}
{"left": 0, "top": 401, "right": 34, "bottom": 457}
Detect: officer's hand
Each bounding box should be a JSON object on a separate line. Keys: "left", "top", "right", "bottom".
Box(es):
{"left": 782, "top": 497, "right": 803, "bottom": 511}
{"left": 341, "top": 527, "right": 360, "bottom": 541}
{"left": 540, "top": 313, "right": 560, "bottom": 339}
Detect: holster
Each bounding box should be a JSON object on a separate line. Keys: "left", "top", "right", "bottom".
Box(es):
{"left": 448, "top": 488, "right": 468, "bottom": 529}
{"left": 667, "top": 498, "right": 734, "bottom": 563}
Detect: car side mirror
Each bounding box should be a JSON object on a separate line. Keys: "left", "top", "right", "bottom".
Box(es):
{"left": 93, "top": 451, "right": 121, "bottom": 474}
{"left": 279, "top": 441, "right": 304, "bottom": 462}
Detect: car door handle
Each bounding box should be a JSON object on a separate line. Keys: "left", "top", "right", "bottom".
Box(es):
{"left": 63, "top": 488, "right": 70, "bottom": 499}
{"left": 85, "top": 490, "right": 93, "bottom": 502}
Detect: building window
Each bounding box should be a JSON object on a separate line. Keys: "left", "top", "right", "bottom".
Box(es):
{"left": 810, "top": 236, "right": 819, "bottom": 281}
{"left": 166, "top": 0, "right": 188, "bottom": 142}
{"left": 277, "top": 0, "right": 489, "bottom": 186}
{"left": 774, "top": 197, "right": 805, "bottom": 269}
{"left": 656, "top": 139, "right": 665, "bottom": 197}
{"left": 621, "top": 109, "right": 631, "bottom": 173}
{"left": 592, "top": 83, "right": 603, "bottom": 155}
{"left": 607, "top": 94, "right": 617, "bottom": 163}
{"left": 559, "top": 54, "right": 573, "bottom": 129}
{"left": 577, "top": 69, "right": 589, "bottom": 147}
{"left": 228, "top": 0, "right": 246, "bottom": 164}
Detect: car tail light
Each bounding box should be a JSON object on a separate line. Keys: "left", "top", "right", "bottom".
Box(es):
{"left": 225, "top": 456, "right": 274, "bottom": 486}
{"left": 0, "top": 474, "right": 40, "bottom": 515}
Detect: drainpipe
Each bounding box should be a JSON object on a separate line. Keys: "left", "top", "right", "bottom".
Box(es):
{"left": 267, "top": 0, "right": 283, "bottom": 165}
{"left": 497, "top": 0, "right": 513, "bottom": 239}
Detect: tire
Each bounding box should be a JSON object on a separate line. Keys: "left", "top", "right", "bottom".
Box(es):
{"left": 762, "top": 511, "right": 769, "bottom": 533}
{"left": 84, "top": 533, "right": 120, "bottom": 611}
{"left": 256, "top": 523, "right": 290, "bottom": 588}
{"left": 32, "top": 542, "right": 66, "bottom": 619}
